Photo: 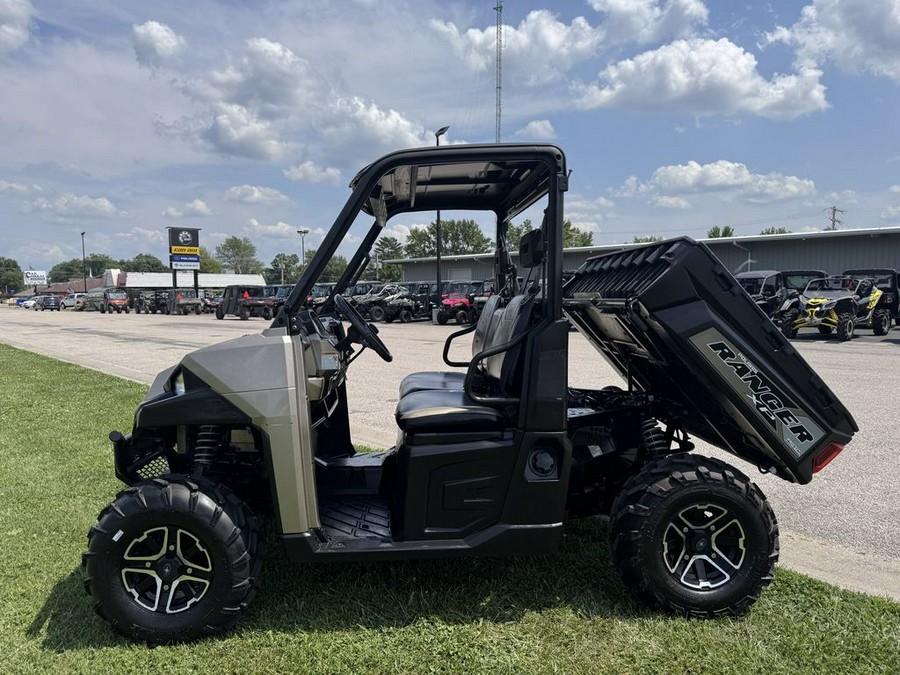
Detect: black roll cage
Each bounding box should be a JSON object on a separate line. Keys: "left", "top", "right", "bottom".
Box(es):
{"left": 271, "top": 144, "right": 568, "bottom": 333}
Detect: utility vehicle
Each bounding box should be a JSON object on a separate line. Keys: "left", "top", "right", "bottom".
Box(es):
{"left": 135, "top": 290, "right": 170, "bottom": 314}
{"left": 778, "top": 275, "right": 886, "bottom": 340}
{"left": 842, "top": 268, "right": 897, "bottom": 333}
{"left": 83, "top": 144, "right": 856, "bottom": 643}
{"left": 734, "top": 270, "right": 787, "bottom": 318}
{"left": 84, "top": 288, "right": 129, "bottom": 314}
{"left": 167, "top": 288, "right": 204, "bottom": 316}
{"left": 216, "top": 285, "right": 276, "bottom": 320}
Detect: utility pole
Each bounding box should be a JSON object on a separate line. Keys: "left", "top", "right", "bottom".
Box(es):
{"left": 494, "top": 1, "right": 503, "bottom": 143}
{"left": 825, "top": 205, "right": 845, "bottom": 231}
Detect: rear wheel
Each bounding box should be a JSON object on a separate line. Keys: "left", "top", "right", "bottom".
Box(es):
{"left": 101, "top": 305, "right": 106, "bottom": 314}
{"left": 83, "top": 475, "right": 260, "bottom": 643}
{"left": 436, "top": 313, "right": 448, "bottom": 325}
{"left": 399, "top": 309, "right": 413, "bottom": 323}
{"left": 873, "top": 309, "right": 891, "bottom": 336}
{"left": 836, "top": 312, "right": 855, "bottom": 341}
{"left": 454, "top": 309, "right": 469, "bottom": 325}
{"left": 215, "top": 306, "right": 224, "bottom": 320}
{"left": 239, "top": 306, "right": 250, "bottom": 321}
{"left": 609, "top": 454, "right": 778, "bottom": 619}
{"left": 194, "top": 306, "right": 202, "bottom": 315}
{"left": 262, "top": 307, "right": 272, "bottom": 321}
{"left": 125, "top": 307, "right": 130, "bottom": 314}
{"left": 369, "top": 305, "right": 385, "bottom": 322}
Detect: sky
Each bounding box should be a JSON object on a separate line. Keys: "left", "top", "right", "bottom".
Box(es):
{"left": 2, "top": 0, "right": 900, "bottom": 272}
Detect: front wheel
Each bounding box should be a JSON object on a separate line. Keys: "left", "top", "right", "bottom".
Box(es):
{"left": 369, "top": 305, "right": 385, "bottom": 322}
{"left": 836, "top": 312, "right": 855, "bottom": 341}
{"left": 239, "top": 306, "right": 250, "bottom": 321}
{"left": 454, "top": 309, "right": 468, "bottom": 325}
{"left": 609, "top": 454, "right": 778, "bottom": 619}
{"left": 215, "top": 306, "right": 224, "bottom": 320}
{"left": 399, "top": 309, "right": 413, "bottom": 323}
{"left": 83, "top": 475, "right": 261, "bottom": 643}
{"left": 873, "top": 309, "right": 891, "bottom": 336}
{"left": 779, "top": 310, "right": 798, "bottom": 339}
{"left": 262, "top": 307, "right": 273, "bottom": 321}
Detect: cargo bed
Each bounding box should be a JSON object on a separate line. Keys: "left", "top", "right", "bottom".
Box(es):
{"left": 563, "top": 238, "right": 857, "bottom": 484}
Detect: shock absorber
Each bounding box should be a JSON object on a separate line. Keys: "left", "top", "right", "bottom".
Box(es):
{"left": 640, "top": 418, "right": 668, "bottom": 461}
{"left": 193, "top": 425, "right": 225, "bottom": 473}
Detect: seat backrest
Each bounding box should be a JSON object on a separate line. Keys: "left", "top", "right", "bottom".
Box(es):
{"left": 484, "top": 293, "right": 536, "bottom": 391}
{"left": 471, "top": 294, "right": 502, "bottom": 357}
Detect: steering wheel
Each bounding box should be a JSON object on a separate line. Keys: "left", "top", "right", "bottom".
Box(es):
{"left": 333, "top": 294, "right": 393, "bottom": 362}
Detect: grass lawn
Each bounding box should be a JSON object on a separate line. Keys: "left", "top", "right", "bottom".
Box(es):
{"left": 2, "top": 342, "right": 899, "bottom": 674}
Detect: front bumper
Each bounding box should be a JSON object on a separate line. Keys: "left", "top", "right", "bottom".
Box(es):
{"left": 793, "top": 307, "right": 838, "bottom": 330}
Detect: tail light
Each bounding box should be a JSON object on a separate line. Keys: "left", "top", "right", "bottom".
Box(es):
{"left": 812, "top": 442, "right": 844, "bottom": 473}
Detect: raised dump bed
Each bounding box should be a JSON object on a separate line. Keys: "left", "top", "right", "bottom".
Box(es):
{"left": 563, "top": 237, "right": 857, "bottom": 484}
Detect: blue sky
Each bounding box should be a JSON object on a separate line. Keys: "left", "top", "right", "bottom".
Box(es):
{"left": 2, "top": 0, "right": 900, "bottom": 271}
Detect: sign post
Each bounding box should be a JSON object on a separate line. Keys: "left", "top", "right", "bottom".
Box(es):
{"left": 166, "top": 228, "right": 201, "bottom": 294}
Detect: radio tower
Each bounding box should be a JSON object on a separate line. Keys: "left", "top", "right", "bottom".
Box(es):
{"left": 494, "top": 1, "right": 503, "bottom": 143}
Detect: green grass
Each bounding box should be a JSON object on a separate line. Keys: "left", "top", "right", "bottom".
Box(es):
{"left": 1, "top": 342, "right": 898, "bottom": 674}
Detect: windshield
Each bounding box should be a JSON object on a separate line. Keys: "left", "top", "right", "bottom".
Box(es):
{"left": 738, "top": 278, "right": 764, "bottom": 294}
{"left": 804, "top": 277, "right": 858, "bottom": 294}
{"left": 107, "top": 291, "right": 126, "bottom": 299}
{"left": 784, "top": 272, "right": 824, "bottom": 291}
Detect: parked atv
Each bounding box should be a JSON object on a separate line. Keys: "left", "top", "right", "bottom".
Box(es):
{"left": 435, "top": 281, "right": 473, "bottom": 324}
{"left": 383, "top": 283, "right": 432, "bottom": 322}
{"left": 166, "top": 288, "right": 204, "bottom": 315}
{"left": 134, "top": 290, "right": 169, "bottom": 314}
{"left": 84, "top": 288, "right": 130, "bottom": 314}
{"left": 85, "top": 143, "right": 856, "bottom": 644}
{"left": 843, "top": 268, "right": 898, "bottom": 333}
{"left": 735, "top": 270, "right": 788, "bottom": 318}
{"left": 353, "top": 283, "right": 405, "bottom": 321}
{"left": 216, "top": 285, "right": 277, "bottom": 320}
{"left": 778, "top": 275, "right": 887, "bottom": 340}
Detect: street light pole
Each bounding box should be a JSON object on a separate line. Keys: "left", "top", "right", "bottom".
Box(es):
{"left": 434, "top": 125, "right": 449, "bottom": 321}
{"left": 80, "top": 231, "right": 87, "bottom": 292}
{"left": 297, "top": 229, "right": 309, "bottom": 269}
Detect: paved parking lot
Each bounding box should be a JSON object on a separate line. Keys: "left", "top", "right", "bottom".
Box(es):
{"left": 2, "top": 305, "right": 898, "bottom": 598}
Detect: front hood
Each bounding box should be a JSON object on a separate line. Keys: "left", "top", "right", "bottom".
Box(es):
{"left": 563, "top": 238, "right": 857, "bottom": 484}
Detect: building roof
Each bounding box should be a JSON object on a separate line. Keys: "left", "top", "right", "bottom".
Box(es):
{"left": 121, "top": 272, "right": 266, "bottom": 288}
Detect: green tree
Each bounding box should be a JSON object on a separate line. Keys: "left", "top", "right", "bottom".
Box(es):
{"left": 199, "top": 246, "right": 222, "bottom": 274}
{"left": 48, "top": 254, "right": 117, "bottom": 282}
{"left": 371, "top": 236, "right": 404, "bottom": 281}
{"left": 404, "top": 218, "right": 492, "bottom": 258}
{"left": 305, "top": 249, "right": 348, "bottom": 282}
{"left": 505, "top": 219, "right": 531, "bottom": 247}
{"left": 121, "top": 253, "right": 168, "bottom": 272}
{"left": 215, "top": 236, "right": 263, "bottom": 274}
{"left": 265, "top": 253, "right": 301, "bottom": 284}
{"left": 563, "top": 221, "right": 593, "bottom": 247}
{"left": 706, "top": 225, "right": 735, "bottom": 238}
{"left": 760, "top": 227, "right": 790, "bottom": 235}
{"left": 0, "top": 257, "right": 23, "bottom": 295}
{"left": 633, "top": 235, "right": 663, "bottom": 243}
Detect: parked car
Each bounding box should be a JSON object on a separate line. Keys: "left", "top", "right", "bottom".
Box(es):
{"left": 61, "top": 292, "right": 86, "bottom": 309}
{"left": 37, "top": 294, "right": 61, "bottom": 311}
{"left": 21, "top": 296, "right": 42, "bottom": 309}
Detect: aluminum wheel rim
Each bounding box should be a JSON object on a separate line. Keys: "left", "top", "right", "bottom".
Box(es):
{"left": 120, "top": 526, "right": 213, "bottom": 614}
{"left": 662, "top": 503, "right": 746, "bottom": 590}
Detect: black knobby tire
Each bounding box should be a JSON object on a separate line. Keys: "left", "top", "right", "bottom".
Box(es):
{"left": 82, "top": 475, "right": 261, "bottom": 643}
{"left": 239, "top": 306, "right": 250, "bottom": 321}
{"left": 779, "top": 310, "right": 798, "bottom": 339}
{"left": 608, "top": 454, "right": 778, "bottom": 619}
{"left": 369, "top": 305, "right": 385, "bottom": 322}
{"left": 195, "top": 305, "right": 202, "bottom": 315}
{"left": 817, "top": 326, "right": 832, "bottom": 335}
{"left": 399, "top": 309, "right": 413, "bottom": 323}
{"left": 101, "top": 305, "right": 106, "bottom": 314}
{"left": 436, "top": 313, "right": 448, "bottom": 325}
{"left": 454, "top": 309, "right": 469, "bottom": 325}
{"left": 872, "top": 309, "right": 891, "bottom": 336}
{"left": 215, "top": 306, "right": 224, "bottom": 320}
{"left": 262, "top": 307, "right": 273, "bottom": 321}
{"left": 836, "top": 312, "right": 855, "bottom": 341}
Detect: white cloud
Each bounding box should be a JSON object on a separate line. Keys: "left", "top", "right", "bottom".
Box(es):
{"left": 381, "top": 223, "right": 412, "bottom": 243}
{"left": 202, "top": 102, "right": 291, "bottom": 160}
{"left": 225, "top": 184, "right": 289, "bottom": 204}
{"left": 576, "top": 38, "right": 827, "bottom": 120}
{"left": 132, "top": 21, "right": 186, "bottom": 69}
{"left": 881, "top": 206, "right": 900, "bottom": 220}
{"left": 589, "top": 0, "right": 709, "bottom": 45}
{"left": 621, "top": 159, "right": 816, "bottom": 203}
{"left": 162, "top": 199, "right": 212, "bottom": 218}
{"left": 115, "top": 226, "right": 166, "bottom": 244}
{"left": 0, "top": 179, "right": 39, "bottom": 194}
{"left": 245, "top": 218, "right": 297, "bottom": 238}
{"left": 319, "top": 96, "right": 426, "bottom": 155}
{"left": 432, "top": 10, "right": 603, "bottom": 86}
{"left": 653, "top": 195, "right": 692, "bottom": 209}
{"left": 0, "top": 0, "right": 33, "bottom": 54}
{"left": 283, "top": 161, "right": 343, "bottom": 185}
{"left": 766, "top": 0, "right": 900, "bottom": 83}
{"left": 825, "top": 190, "right": 857, "bottom": 204}
{"left": 26, "top": 193, "right": 124, "bottom": 217}
{"left": 890, "top": 185, "right": 900, "bottom": 194}
{"left": 514, "top": 120, "right": 557, "bottom": 139}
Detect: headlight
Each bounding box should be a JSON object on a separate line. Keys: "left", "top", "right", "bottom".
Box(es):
{"left": 173, "top": 371, "right": 185, "bottom": 396}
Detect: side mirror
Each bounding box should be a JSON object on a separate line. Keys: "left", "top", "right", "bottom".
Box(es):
{"left": 519, "top": 229, "right": 545, "bottom": 268}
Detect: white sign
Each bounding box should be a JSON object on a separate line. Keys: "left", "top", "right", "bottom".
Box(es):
{"left": 24, "top": 270, "right": 47, "bottom": 285}
{"left": 170, "top": 261, "right": 200, "bottom": 270}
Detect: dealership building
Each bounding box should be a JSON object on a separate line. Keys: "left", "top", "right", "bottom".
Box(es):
{"left": 387, "top": 226, "right": 900, "bottom": 282}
